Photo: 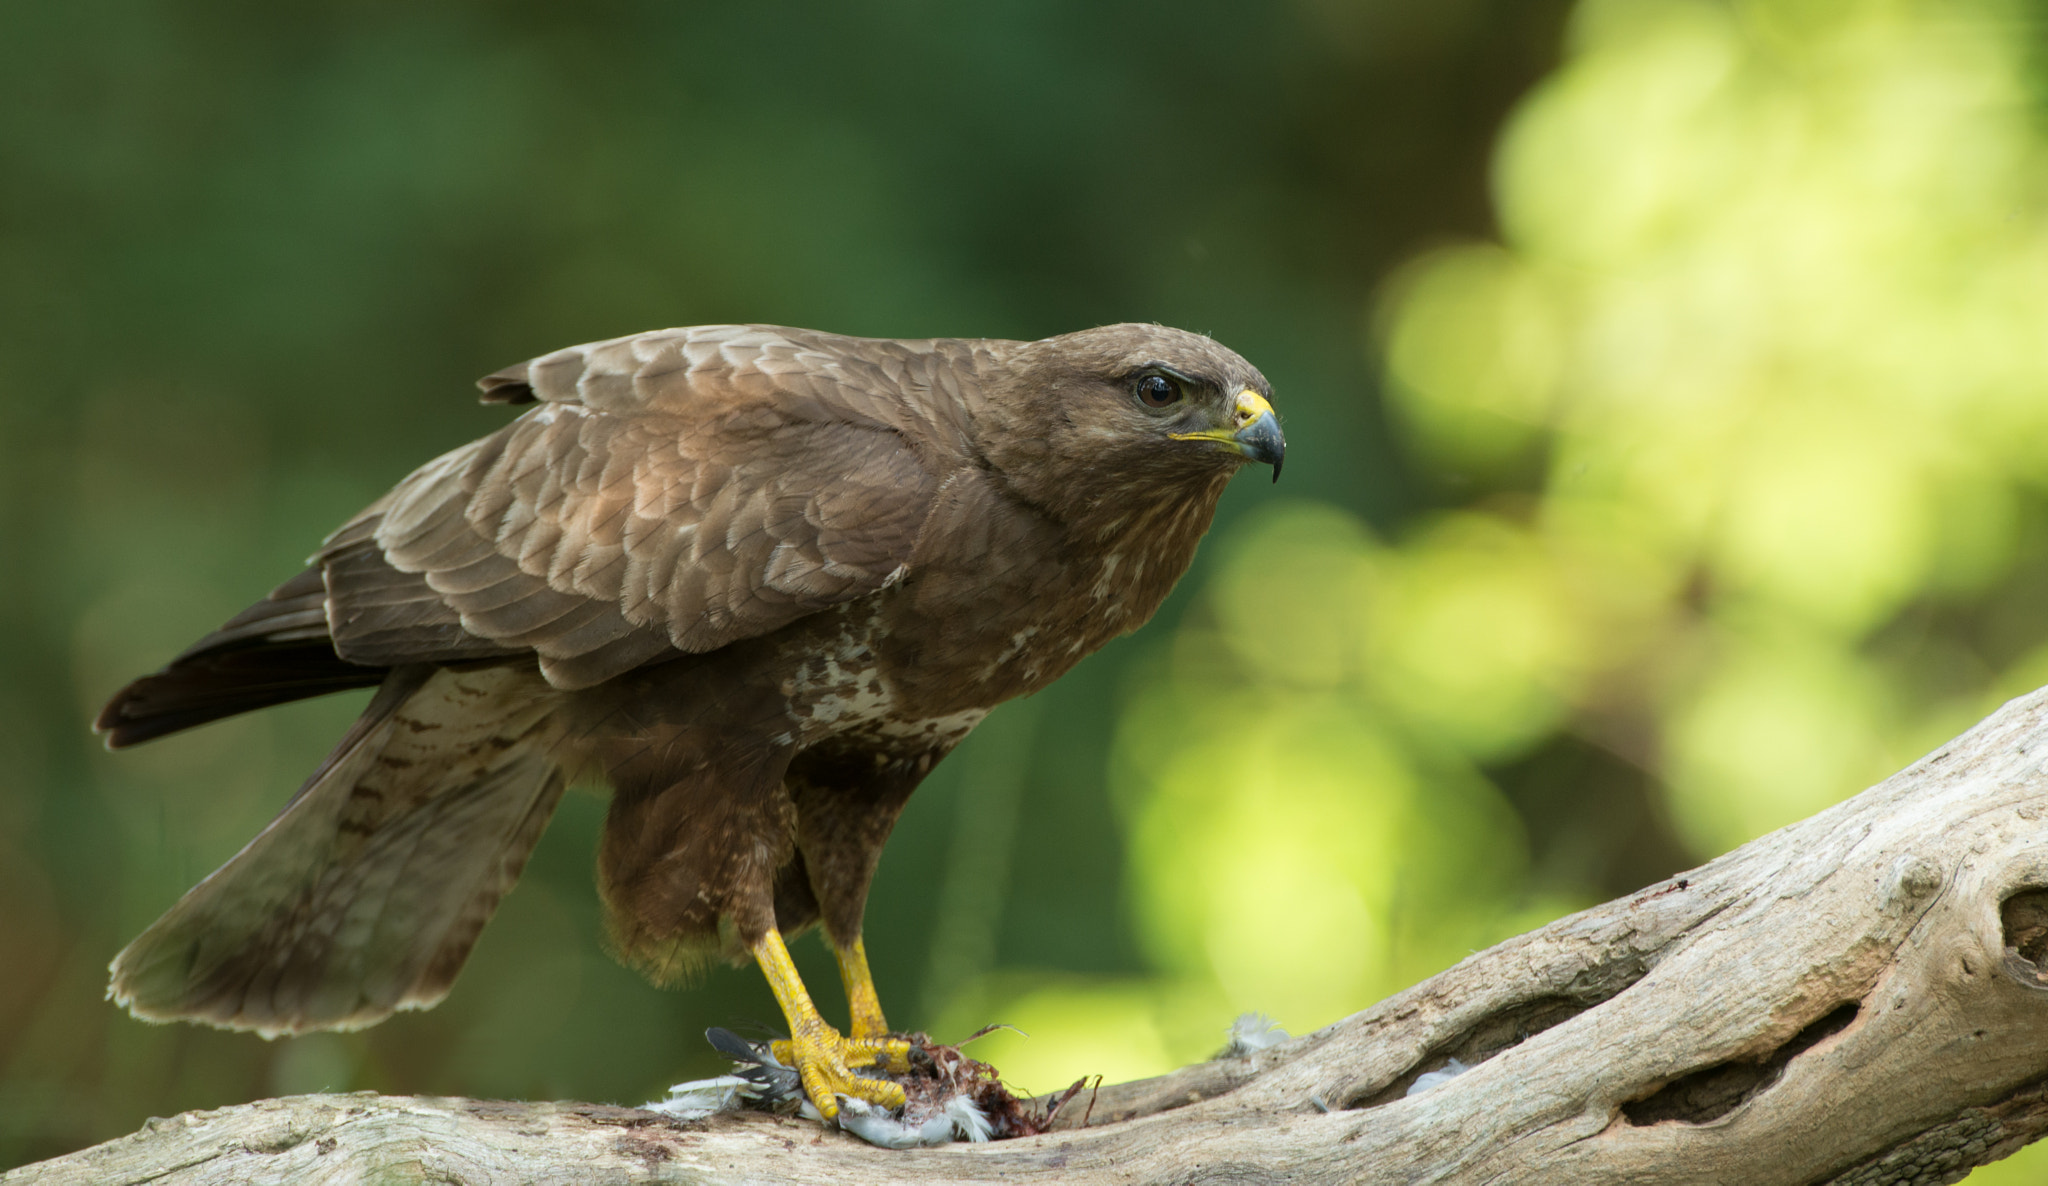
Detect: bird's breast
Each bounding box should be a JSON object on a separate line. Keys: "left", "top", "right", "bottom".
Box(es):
{"left": 774, "top": 605, "right": 989, "bottom": 751}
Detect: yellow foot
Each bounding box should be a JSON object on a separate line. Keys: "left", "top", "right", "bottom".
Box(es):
{"left": 769, "top": 1026, "right": 913, "bottom": 1121}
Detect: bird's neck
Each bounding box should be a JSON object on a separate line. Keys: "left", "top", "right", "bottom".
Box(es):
{"left": 1061, "top": 468, "right": 1234, "bottom": 631}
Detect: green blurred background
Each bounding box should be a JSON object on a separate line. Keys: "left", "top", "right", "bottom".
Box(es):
{"left": 7, "top": 0, "right": 2048, "bottom": 1177}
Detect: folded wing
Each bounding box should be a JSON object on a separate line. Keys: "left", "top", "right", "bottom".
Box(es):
{"left": 99, "top": 325, "right": 983, "bottom": 745}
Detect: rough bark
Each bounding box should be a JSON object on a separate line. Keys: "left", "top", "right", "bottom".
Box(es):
{"left": 18, "top": 687, "right": 2048, "bottom": 1186}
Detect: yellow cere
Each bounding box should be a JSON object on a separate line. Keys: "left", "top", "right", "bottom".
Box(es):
{"left": 1233, "top": 390, "right": 1274, "bottom": 426}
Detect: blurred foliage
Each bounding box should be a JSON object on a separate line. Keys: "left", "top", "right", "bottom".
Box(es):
{"left": 1068, "top": 2, "right": 2048, "bottom": 1180}
{"left": 6, "top": 0, "right": 2048, "bottom": 1179}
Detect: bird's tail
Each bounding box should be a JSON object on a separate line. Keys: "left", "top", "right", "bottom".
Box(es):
{"left": 108, "top": 664, "right": 567, "bottom": 1036}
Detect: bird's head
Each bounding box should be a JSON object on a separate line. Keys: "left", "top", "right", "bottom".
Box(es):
{"left": 979, "top": 324, "right": 1283, "bottom": 524}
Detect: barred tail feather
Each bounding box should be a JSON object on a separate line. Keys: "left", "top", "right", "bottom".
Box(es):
{"left": 108, "top": 665, "right": 566, "bottom": 1036}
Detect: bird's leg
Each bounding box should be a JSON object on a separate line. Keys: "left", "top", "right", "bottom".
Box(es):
{"left": 752, "top": 929, "right": 909, "bottom": 1120}
{"left": 834, "top": 935, "right": 893, "bottom": 1040}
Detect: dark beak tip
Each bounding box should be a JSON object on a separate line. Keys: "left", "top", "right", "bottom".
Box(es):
{"left": 1232, "top": 413, "right": 1285, "bottom": 482}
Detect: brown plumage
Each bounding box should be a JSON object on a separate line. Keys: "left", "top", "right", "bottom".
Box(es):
{"left": 97, "top": 322, "right": 1282, "bottom": 1118}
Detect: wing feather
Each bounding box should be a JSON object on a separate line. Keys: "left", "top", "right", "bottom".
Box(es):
{"left": 98, "top": 326, "right": 1004, "bottom": 747}
{"left": 328, "top": 325, "right": 991, "bottom": 688}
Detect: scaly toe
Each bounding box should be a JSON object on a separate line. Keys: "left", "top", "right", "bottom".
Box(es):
{"left": 849, "top": 1035, "right": 913, "bottom": 1074}
{"left": 823, "top": 1065, "right": 908, "bottom": 1114}
{"left": 772, "top": 1027, "right": 909, "bottom": 1121}
{"left": 772, "top": 1034, "right": 910, "bottom": 1073}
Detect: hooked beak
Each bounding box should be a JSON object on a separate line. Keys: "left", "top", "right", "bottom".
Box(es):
{"left": 1172, "top": 390, "right": 1286, "bottom": 482}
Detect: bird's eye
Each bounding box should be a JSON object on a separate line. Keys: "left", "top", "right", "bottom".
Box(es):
{"left": 1135, "top": 373, "right": 1183, "bottom": 409}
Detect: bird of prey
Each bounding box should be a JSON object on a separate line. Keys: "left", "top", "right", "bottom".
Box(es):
{"left": 96, "top": 322, "right": 1283, "bottom": 1120}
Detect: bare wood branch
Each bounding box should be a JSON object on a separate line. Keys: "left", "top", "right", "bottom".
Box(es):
{"left": 17, "top": 688, "right": 2048, "bottom": 1186}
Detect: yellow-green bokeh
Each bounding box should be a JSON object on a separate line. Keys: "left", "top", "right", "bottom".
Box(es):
{"left": 1075, "top": 4, "right": 2048, "bottom": 1179}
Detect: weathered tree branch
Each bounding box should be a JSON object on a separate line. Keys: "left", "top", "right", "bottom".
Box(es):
{"left": 18, "top": 688, "right": 2048, "bottom": 1185}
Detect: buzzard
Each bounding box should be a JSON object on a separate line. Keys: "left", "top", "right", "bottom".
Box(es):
{"left": 96, "top": 322, "right": 1283, "bottom": 1119}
